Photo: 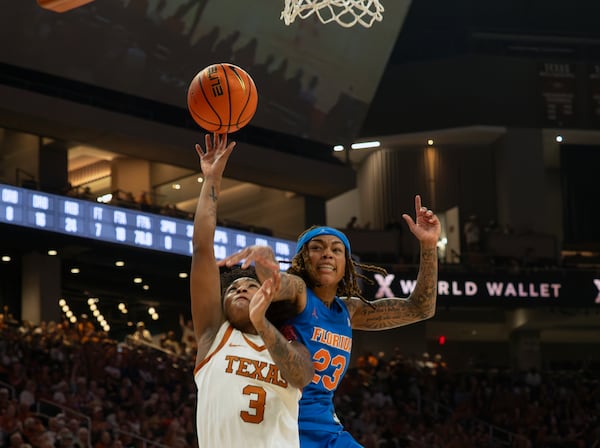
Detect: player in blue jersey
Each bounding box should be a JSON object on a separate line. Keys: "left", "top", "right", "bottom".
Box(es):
{"left": 219, "top": 196, "right": 441, "bottom": 447}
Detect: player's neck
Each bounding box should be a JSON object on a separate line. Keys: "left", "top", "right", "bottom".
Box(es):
{"left": 242, "top": 325, "right": 258, "bottom": 335}
{"left": 313, "top": 285, "right": 337, "bottom": 308}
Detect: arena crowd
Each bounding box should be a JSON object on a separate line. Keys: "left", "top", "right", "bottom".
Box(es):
{"left": 0, "top": 312, "right": 598, "bottom": 448}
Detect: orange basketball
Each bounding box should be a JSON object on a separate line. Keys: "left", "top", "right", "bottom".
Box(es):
{"left": 187, "top": 63, "right": 258, "bottom": 134}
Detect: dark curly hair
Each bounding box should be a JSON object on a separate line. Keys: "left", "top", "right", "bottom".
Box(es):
{"left": 287, "top": 226, "right": 389, "bottom": 306}
{"left": 220, "top": 266, "right": 258, "bottom": 297}
{"left": 219, "top": 266, "right": 297, "bottom": 327}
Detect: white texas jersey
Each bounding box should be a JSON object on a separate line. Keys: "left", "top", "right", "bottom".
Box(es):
{"left": 194, "top": 322, "right": 301, "bottom": 447}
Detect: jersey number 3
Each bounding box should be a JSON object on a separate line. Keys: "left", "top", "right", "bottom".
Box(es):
{"left": 312, "top": 348, "right": 346, "bottom": 391}
{"left": 240, "top": 385, "right": 266, "bottom": 423}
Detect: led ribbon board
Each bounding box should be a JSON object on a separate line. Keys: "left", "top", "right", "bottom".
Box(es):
{"left": 0, "top": 184, "right": 294, "bottom": 267}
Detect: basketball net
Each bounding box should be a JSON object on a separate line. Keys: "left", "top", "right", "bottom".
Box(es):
{"left": 281, "top": 0, "right": 384, "bottom": 28}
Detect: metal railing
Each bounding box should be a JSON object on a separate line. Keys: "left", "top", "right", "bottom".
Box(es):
{"left": 420, "top": 398, "right": 530, "bottom": 447}
{"left": 36, "top": 399, "right": 92, "bottom": 447}
{"left": 113, "top": 428, "right": 170, "bottom": 448}
{"left": 35, "top": 399, "right": 171, "bottom": 448}
{"left": 0, "top": 380, "right": 16, "bottom": 399}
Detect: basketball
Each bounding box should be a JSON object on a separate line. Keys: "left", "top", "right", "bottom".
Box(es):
{"left": 187, "top": 63, "right": 258, "bottom": 134}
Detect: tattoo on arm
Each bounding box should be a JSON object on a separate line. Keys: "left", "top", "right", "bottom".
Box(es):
{"left": 351, "top": 246, "right": 438, "bottom": 330}
{"left": 277, "top": 275, "right": 306, "bottom": 302}
{"left": 209, "top": 186, "right": 217, "bottom": 203}
{"left": 258, "top": 323, "right": 311, "bottom": 388}
{"left": 409, "top": 246, "right": 437, "bottom": 310}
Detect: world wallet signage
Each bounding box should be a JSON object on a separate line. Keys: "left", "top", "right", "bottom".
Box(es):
{"left": 362, "top": 267, "right": 600, "bottom": 307}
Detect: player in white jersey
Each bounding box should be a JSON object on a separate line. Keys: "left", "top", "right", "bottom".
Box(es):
{"left": 194, "top": 320, "right": 303, "bottom": 446}
{"left": 190, "top": 133, "right": 313, "bottom": 448}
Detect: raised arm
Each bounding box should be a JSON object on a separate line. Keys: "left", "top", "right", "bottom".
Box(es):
{"left": 346, "top": 195, "right": 440, "bottom": 330}
{"left": 190, "top": 134, "right": 236, "bottom": 363}
{"left": 218, "top": 245, "right": 307, "bottom": 313}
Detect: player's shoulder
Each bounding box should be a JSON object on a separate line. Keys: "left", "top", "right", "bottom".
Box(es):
{"left": 339, "top": 296, "right": 363, "bottom": 316}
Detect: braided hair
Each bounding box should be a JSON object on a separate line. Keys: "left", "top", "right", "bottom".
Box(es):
{"left": 288, "top": 226, "right": 389, "bottom": 306}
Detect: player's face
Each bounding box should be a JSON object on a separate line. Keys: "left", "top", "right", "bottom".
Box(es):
{"left": 306, "top": 235, "right": 346, "bottom": 287}
{"left": 223, "top": 277, "right": 261, "bottom": 326}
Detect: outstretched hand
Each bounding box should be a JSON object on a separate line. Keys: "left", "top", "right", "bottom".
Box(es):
{"left": 402, "top": 195, "right": 441, "bottom": 248}
{"left": 195, "top": 133, "right": 236, "bottom": 178}
{"left": 248, "top": 275, "right": 280, "bottom": 331}
{"left": 218, "top": 245, "right": 279, "bottom": 271}
{"left": 218, "top": 245, "right": 281, "bottom": 286}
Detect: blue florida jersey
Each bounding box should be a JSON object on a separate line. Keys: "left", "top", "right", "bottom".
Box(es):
{"left": 283, "top": 288, "right": 353, "bottom": 436}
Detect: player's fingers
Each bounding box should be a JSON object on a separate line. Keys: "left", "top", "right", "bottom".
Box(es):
{"left": 402, "top": 213, "right": 416, "bottom": 232}
{"left": 415, "top": 194, "right": 422, "bottom": 213}
{"left": 271, "top": 269, "right": 281, "bottom": 290}
{"left": 262, "top": 278, "right": 273, "bottom": 296}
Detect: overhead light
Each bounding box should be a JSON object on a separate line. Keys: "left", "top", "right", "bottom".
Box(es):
{"left": 115, "top": 260, "right": 125, "bottom": 267}
{"left": 333, "top": 145, "right": 345, "bottom": 152}
{"left": 71, "top": 268, "right": 80, "bottom": 274}
{"left": 47, "top": 249, "right": 58, "bottom": 256}
{"left": 427, "top": 139, "right": 434, "bottom": 146}
{"left": 555, "top": 135, "right": 563, "bottom": 143}
{"left": 1, "top": 255, "right": 10, "bottom": 262}
{"left": 172, "top": 183, "right": 181, "bottom": 190}
{"left": 97, "top": 193, "right": 112, "bottom": 203}
{"left": 197, "top": 177, "right": 204, "bottom": 183}
{"left": 351, "top": 141, "right": 380, "bottom": 150}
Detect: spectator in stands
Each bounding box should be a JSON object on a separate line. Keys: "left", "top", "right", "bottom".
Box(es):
{"left": 93, "top": 430, "right": 112, "bottom": 448}
{"left": 130, "top": 322, "right": 152, "bottom": 344}
{"left": 0, "top": 402, "right": 22, "bottom": 441}
{"left": 46, "top": 416, "right": 65, "bottom": 445}
{"left": 159, "top": 330, "right": 181, "bottom": 355}
{"left": 18, "top": 380, "right": 36, "bottom": 411}
{"left": 80, "top": 187, "right": 94, "bottom": 201}
{"left": 8, "top": 431, "right": 26, "bottom": 448}
{"left": 56, "top": 428, "right": 75, "bottom": 448}
{"left": 73, "top": 427, "right": 90, "bottom": 448}
{"left": 178, "top": 315, "right": 196, "bottom": 357}
{"left": 138, "top": 192, "right": 152, "bottom": 212}
{"left": 464, "top": 214, "right": 482, "bottom": 252}
{"left": 51, "top": 381, "right": 69, "bottom": 405}
{"left": 0, "top": 387, "right": 10, "bottom": 411}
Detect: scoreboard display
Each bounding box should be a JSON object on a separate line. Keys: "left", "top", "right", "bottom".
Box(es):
{"left": 0, "top": 184, "right": 295, "bottom": 266}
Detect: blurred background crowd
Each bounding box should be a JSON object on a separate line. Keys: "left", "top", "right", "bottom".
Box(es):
{"left": 1, "top": 312, "right": 598, "bottom": 448}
